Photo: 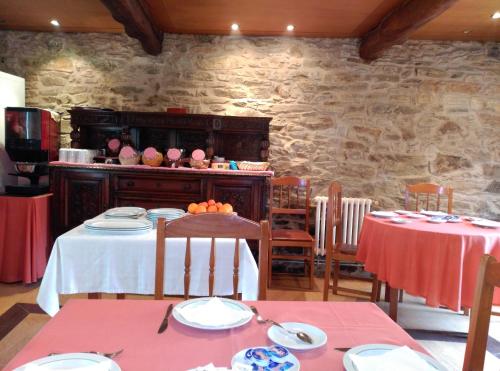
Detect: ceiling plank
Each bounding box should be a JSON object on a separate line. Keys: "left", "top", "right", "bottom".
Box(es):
{"left": 100, "top": 0, "right": 163, "bottom": 55}
{"left": 359, "top": 0, "right": 459, "bottom": 61}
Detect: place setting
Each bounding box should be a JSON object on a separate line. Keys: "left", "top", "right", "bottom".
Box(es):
{"left": 146, "top": 208, "right": 186, "bottom": 227}
{"left": 83, "top": 218, "right": 153, "bottom": 234}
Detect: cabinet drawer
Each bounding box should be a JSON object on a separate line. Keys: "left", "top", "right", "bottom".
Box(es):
{"left": 116, "top": 176, "right": 201, "bottom": 194}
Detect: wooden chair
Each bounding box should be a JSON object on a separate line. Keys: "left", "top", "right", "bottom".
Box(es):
{"left": 323, "top": 181, "right": 378, "bottom": 302}
{"left": 463, "top": 255, "right": 500, "bottom": 371}
{"left": 155, "top": 213, "right": 270, "bottom": 300}
{"left": 404, "top": 183, "right": 453, "bottom": 214}
{"left": 269, "top": 176, "right": 315, "bottom": 289}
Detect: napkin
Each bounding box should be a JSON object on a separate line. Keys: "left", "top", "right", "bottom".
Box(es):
{"left": 349, "top": 346, "right": 435, "bottom": 371}
{"left": 175, "top": 297, "right": 253, "bottom": 326}
{"left": 20, "top": 359, "right": 113, "bottom": 371}
{"left": 188, "top": 362, "right": 252, "bottom": 371}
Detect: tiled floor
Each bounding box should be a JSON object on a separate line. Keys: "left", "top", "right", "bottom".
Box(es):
{"left": 1, "top": 277, "right": 500, "bottom": 370}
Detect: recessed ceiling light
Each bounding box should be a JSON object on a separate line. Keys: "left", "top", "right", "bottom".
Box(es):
{"left": 231, "top": 23, "right": 239, "bottom": 31}
{"left": 492, "top": 11, "right": 500, "bottom": 19}
{"left": 50, "top": 19, "right": 60, "bottom": 27}
{"left": 286, "top": 24, "right": 295, "bottom": 32}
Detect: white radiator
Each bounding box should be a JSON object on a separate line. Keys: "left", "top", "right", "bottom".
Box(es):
{"left": 314, "top": 197, "right": 372, "bottom": 256}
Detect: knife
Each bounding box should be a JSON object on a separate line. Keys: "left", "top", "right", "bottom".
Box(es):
{"left": 157, "top": 303, "right": 173, "bottom": 334}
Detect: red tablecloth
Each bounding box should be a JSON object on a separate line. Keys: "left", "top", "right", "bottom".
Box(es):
{"left": 4, "top": 299, "right": 425, "bottom": 370}
{"left": 0, "top": 194, "right": 51, "bottom": 283}
{"left": 357, "top": 215, "right": 500, "bottom": 311}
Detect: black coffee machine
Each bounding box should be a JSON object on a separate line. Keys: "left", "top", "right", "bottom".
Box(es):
{"left": 5, "top": 107, "right": 59, "bottom": 195}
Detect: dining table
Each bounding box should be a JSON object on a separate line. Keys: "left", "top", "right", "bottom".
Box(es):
{"left": 37, "top": 214, "right": 259, "bottom": 316}
{"left": 4, "top": 298, "right": 429, "bottom": 370}
{"left": 356, "top": 214, "right": 500, "bottom": 321}
{"left": 0, "top": 193, "right": 52, "bottom": 284}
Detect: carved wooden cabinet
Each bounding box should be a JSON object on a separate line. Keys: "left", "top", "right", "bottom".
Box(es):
{"left": 50, "top": 164, "right": 270, "bottom": 237}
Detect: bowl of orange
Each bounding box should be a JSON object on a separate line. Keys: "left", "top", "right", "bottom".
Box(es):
{"left": 187, "top": 199, "right": 234, "bottom": 214}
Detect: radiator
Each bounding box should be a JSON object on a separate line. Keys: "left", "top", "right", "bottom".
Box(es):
{"left": 314, "top": 196, "right": 372, "bottom": 256}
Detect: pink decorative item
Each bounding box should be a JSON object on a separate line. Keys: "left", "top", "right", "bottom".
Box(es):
{"left": 167, "top": 148, "right": 182, "bottom": 161}
{"left": 142, "top": 147, "right": 163, "bottom": 167}
{"left": 118, "top": 146, "right": 140, "bottom": 165}
{"left": 107, "top": 138, "right": 121, "bottom": 155}
{"left": 191, "top": 149, "right": 205, "bottom": 161}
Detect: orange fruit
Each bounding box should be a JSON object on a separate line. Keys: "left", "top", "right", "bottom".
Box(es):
{"left": 194, "top": 205, "right": 207, "bottom": 214}
{"left": 208, "top": 199, "right": 216, "bottom": 206}
{"left": 187, "top": 203, "right": 198, "bottom": 214}
{"left": 220, "top": 204, "right": 233, "bottom": 214}
{"left": 215, "top": 202, "right": 223, "bottom": 208}
{"left": 207, "top": 205, "right": 218, "bottom": 213}
{"left": 199, "top": 201, "right": 208, "bottom": 207}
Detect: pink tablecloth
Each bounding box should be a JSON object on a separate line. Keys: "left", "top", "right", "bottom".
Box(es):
{"left": 0, "top": 194, "right": 51, "bottom": 283}
{"left": 357, "top": 215, "right": 500, "bottom": 311}
{"left": 4, "top": 299, "right": 425, "bottom": 370}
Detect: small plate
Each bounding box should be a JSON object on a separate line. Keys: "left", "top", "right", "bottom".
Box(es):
{"left": 343, "top": 344, "right": 446, "bottom": 371}
{"left": 390, "top": 217, "right": 411, "bottom": 224}
{"left": 14, "top": 353, "right": 121, "bottom": 371}
{"left": 172, "top": 297, "right": 253, "bottom": 330}
{"left": 406, "top": 213, "right": 427, "bottom": 219}
{"left": 394, "top": 210, "right": 412, "bottom": 215}
{"left": 371, "top": 211, "right": 398, "bottom": 218}
{"left": 427, "top": 217, "right": 447, "bottom": 224}
{"left": 471, "top": 220, "right": 500, "bottom": 229}
{"left": 232, "top": 346, "right": 300, "bottom": 371}
{"left": 267, "top": 322, "right": 327, "bottom": 350}
{"left": 105, "top": 207, "right": 145, "bottom": 217}
{"left": 420, "top": 210, "right": 448, "bottom": 217}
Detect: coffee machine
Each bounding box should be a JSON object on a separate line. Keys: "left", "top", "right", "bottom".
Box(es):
{"left": 4, "top": 107, "right": 59, "bottom": 195}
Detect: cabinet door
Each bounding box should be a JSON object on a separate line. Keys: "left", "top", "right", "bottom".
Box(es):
{"left": 208, "top": 178, "right": 263, "bottom": 221}
{"left": 61, "top": 171, "right": 109, "bottom": 232}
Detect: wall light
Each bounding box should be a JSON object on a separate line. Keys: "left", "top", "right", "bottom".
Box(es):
{"left": 50, "top": 19, "right": 60, "bottom": 27}
{"left": 492, "top": 11, "right": 500, "bottom": 19}
{"left": 231, "top": 23, "right": 239, "bottom": 31}
{"left": 286, "top": 24, "right": 295, "bottom": 32}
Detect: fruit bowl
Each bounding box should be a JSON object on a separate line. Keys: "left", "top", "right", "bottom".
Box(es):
{"left": 187, "top": 200, "right": 234, "bottom": 214}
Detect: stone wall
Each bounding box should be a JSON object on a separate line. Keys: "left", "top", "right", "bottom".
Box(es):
{"left": 1, "top": 31, "right": 499, "bottom": 219}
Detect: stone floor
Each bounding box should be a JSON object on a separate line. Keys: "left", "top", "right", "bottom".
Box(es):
{"left": 1, "top": 276, "right": 500, "bottom": 370}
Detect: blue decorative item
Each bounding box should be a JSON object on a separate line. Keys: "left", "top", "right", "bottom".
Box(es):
{"left": 229, "top": 160, "right": 238, "bottom": 170}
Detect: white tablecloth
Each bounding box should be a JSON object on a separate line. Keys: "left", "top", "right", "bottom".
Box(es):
{"left": 37, "top": 218, "right": 259, "bottom": 316}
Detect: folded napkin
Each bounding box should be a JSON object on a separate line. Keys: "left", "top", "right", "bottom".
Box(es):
{"left": 188, "top": 362, "right": 252, "bottom": 371}
{"left": 175, "top": 297, "right": 253, "bottom": 326}
{"left": 349, "top": 346, "right": 435, "bottom": 371}
{"left": 20, "top": 359, "right": 113, "bottom": 371}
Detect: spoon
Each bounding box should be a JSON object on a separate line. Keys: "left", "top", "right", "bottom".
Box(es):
{"left": 250, "top": 306, "right": 313, "bottom": 344}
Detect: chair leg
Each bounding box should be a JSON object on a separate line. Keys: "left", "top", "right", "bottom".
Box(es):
{"left": 332, "top": 260, "right": 340, "bottom": 295}
{"left": 398, "top": 289, "right": 403, "bottom": 303}
{"left": 309, "top": 253, "right": 314, "bottom": 290}
{"left": 268, "top": 247, "right": 273, "bottom": 288}
{"left": 323, "top": 256, "right": 332, "bottom": 302}
{"left": 376, "top": 280, "right": 382, "bottom": 302}
{"left": 370, "top": 275, "right": 378, "bottom": 303}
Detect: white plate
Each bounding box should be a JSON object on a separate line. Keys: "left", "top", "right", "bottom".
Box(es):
{"left": 172, "top": 297, "right": 253, "bottom": 330}
{"left": 371, "top": 211, "right": 398, "bottom": 218}
{"left": 14, "top": 353, "right": 121, "bottom": 371}
{"left": 420, "top": 210, "right": 448, "bottom": 217}
{"left": 394, "top": 210, "right": 412, "bottom": 215}
{"left": 427, "top": 218, "right": 447, "bottom": 224}
{"left": 471, "top": 220, "right": 500, "bottom": 229}
{"left": 406, "top": 213, "right": 427, "bottom": 219}
{"left": 105, "top": 207, "right": 145, "bottom": 216}
{"left": 147, "top": 208, "right": 185, "bottom": 215}
{"left": 232, "top": 346, "right": 300, "bottom": 371}
{"left": 343, "top": 344, "right": 446, "bottom": 371}
{"left": 390, "top": 217, "right": 411, "bottom": 224}
{"left": 267, "top": 322, "right": 327, "bottom": 350}
{"left": 84, "top": 219, "right": 152, "bottom": 230}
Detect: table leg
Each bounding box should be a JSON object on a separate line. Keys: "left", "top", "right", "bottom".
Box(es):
{"left": 88, "top": 293, "right": 102, "bottom": 299}
{"left": 389, "top": 287, "right": 398, "bottom": 322}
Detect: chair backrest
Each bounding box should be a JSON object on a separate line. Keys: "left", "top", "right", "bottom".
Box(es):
{"left": 404, "top": 183, "right": 453, "bottom": 214}
{"left": 326, "top": 181, "right": 343, "bottom": 249}
{"left": 155, "top": 213, "right": 269, "bottom": 301}
{"left": 463, "top": 255, "right": 500, "bottom": 371}
{"left": 269, "top": 176, "right": 311, "bottom": 231}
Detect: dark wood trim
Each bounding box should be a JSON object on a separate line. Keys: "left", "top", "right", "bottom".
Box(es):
{"left": 0, "top": 303, "right": 45, "bottom": 341}
{"left": 360, "top": 0, "right": 458, "bottom": 61}
{"left": 100, "top": 0, "right": 163, "bottom": 55}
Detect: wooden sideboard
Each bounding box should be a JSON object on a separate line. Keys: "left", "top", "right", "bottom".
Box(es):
{"left": 50, "top": 109, "right": 273, "bottom": 238}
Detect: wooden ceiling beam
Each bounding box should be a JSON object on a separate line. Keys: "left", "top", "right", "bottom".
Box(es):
{"left": 101, "top": 0, "right": 163, "bottom": 55}
{"left": 359, "top": 0, "right": 458, "bottom": 61}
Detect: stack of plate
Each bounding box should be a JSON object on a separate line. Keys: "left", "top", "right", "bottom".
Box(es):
{"left": 84, "top": 219, "right": 152, "bottom": 234}
{"left": 146, "top": 208, "right": 186, "bottom": 227}
{"left": 104, "top": 207, "right": 146, "bottom": 219}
